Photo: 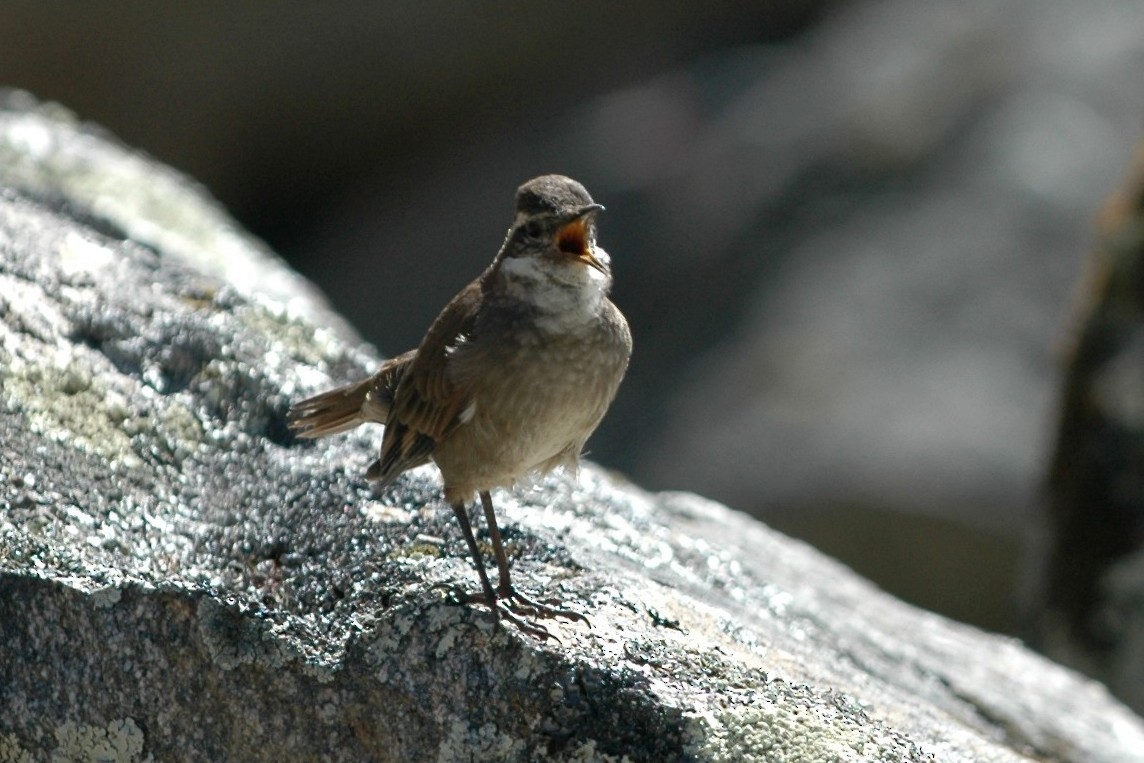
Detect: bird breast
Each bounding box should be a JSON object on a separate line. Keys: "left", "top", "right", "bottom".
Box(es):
{"left": 433, "top": 299, "right": 629, "bottom": 496}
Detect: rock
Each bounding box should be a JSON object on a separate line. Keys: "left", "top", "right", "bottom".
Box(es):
{"left": 1026, "top": 139, "right": 1144, "bottom": 713}
{"left": 2, "top": 93, "right": 1143, "bottom": 762}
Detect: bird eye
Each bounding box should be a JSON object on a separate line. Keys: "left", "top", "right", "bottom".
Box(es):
{"left": 522, "top": 221, "right": 543, "bottom": 239}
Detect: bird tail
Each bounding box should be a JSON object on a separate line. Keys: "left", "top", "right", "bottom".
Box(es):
{"left": 287, "top": 377, "right": 378, "bottom": 439}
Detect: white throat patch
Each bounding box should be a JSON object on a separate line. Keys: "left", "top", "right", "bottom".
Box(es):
{"left": 499, "top": 251, "right": 611, "bottom": 332}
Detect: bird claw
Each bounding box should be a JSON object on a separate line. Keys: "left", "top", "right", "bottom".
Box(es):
{"left": 434, "top": 582, "right": 589, "bottom": 640}
{"left": 499, "top": 587, "right": 591, "bottom": 629}
{"left": 494, "top": 603, "right": 560, "bottom": 642}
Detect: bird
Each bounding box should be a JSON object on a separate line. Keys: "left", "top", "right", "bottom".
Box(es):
{"left": 288, "top": 175, "right": 632, "bottom": 638}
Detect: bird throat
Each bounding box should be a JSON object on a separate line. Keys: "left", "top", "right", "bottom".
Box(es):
{"left": 497, "top": 254, "right": 610, "bottom": 332}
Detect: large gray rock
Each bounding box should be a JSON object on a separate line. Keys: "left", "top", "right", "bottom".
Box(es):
{"left": 2, "top": 94, "right": 1143, "bottom": 762}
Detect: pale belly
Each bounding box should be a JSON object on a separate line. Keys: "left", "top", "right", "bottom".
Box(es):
{"left": 432, "top": 322, "right": 627, "bottom": 499}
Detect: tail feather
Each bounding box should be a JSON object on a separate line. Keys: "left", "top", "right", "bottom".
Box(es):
{"left": 288, "top": 378, "right": 376, "bottom": 439}
{"left": 288, "top": 352, "right": 412, "bottom": 439}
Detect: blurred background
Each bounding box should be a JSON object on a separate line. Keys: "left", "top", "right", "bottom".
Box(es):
{"left": 2, "top": 1, "right": 1142, "bottom": 657}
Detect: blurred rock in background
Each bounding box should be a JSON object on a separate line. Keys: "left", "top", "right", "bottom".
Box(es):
{"left": 1025, "top": 140, "right": 1144, "bottom": 712}
{"left": 3, "top": 0, "right": 1143, "bottom": 688}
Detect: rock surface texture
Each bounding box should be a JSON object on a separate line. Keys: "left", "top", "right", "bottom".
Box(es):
{"left": 2, "top": 93, "right": 1143, "bottom": 762}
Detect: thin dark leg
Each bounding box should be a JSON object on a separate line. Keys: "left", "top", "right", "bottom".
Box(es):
{"left": 478, "top": 490, "right": 590, "bottom": 628}
{"left": 479, "top": 490, "right": 515, "bottom": 597}
{"left": 449, "top": 501, "right": 498, "bottom": 616}
{"left": 448, "top": 498, "right": 552, "bottom": 639}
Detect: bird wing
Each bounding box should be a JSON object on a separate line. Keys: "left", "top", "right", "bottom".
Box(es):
{"left": 362, "top": 349, "right": 416, "bottom": 423}
{"left": 367, "top": 281, "right": 482, "bottom": 485}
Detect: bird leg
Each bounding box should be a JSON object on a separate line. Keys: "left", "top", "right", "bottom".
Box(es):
{"left": 478, "top": 491, "right": 589, "bottom": 627}
{"left": 445, "top": 493, "right": 587, "bottom": 639}
{"left": 448, "top": 501, "right": 498, "bottom": 609}
{"left": 447, "top": 500, "right": 554, "bottom": 639}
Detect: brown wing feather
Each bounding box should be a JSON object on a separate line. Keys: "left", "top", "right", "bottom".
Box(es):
{"left": 367, "top": 281, "right": 482, "bottom": 485}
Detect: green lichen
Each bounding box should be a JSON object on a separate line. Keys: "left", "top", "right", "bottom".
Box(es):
{"left": 233, "top": 300, "right": 338, "bottom": 369}
{"left": 1, "top": 345, "right": 141, "bottom": 470}
{"left": 0, "top": 732, "right": 37, "bottom": 763}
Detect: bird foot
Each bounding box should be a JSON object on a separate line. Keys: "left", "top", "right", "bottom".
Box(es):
{"left": 498, "top": 587, "right": 591, "bottom": 629}
{"left": 435, "top": 583, "right": 589, "bottom": 640}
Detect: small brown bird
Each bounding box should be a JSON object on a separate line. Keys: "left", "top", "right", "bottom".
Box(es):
{"left": 289, "top": 175, "right": 631, "bottom": 637}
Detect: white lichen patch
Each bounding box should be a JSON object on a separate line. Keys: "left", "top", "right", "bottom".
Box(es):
{"left": 560, "top": 740, "right": 635, "bottom": 763}
{"left": 435, "top": 719, "right": 526, "bottom": 763}
{"left": 0, "top": 273, "right": 69, "bottom": 347}
{"left": 50, "top": 718, "right": 145, "bottom": 763}
{"left": 90, "top": 584, "right": 123, "bottom": 609}
{"left": 2, "top": 109, "right": 58, "bottom": 162}
{"left": 682, "top": 700, "right": 896, "bottom": 763}
{"left": 57, "top": 231, "right": 115, "bottom": 278}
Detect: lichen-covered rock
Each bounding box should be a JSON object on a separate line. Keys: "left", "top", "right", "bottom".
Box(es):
{"left": 2, "top": 92, "right": 1143, "bottom": 762}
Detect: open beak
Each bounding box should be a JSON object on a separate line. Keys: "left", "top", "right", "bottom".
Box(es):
{"left": 555, "top": 204, "right": 606, "bottom": 273}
